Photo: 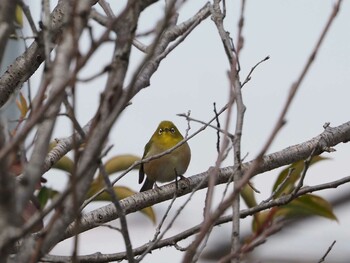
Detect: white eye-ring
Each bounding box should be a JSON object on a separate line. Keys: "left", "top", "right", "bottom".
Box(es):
{"left": 158, "top": 128, "right": 163, "bottom": 134}
{"left": 170, "top": 127, "right": 175, "bottom": 134}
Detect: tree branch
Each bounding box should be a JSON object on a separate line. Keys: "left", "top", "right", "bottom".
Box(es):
{"left": 0, "top": 0, "right": 99, "bottom": 108}
{"left": 0, "top": 0, "right": 18, "bottom": 68}
{"left": 41, "top": 174, "right": 350, "bottom": 262}
{"left": 62, "top": 121, "right": 350, "bottom": 240}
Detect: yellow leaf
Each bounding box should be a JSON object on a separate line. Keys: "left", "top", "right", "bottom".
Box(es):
{"left": 96, "top": 154, "right": 140, "bottom": 183}
{"left": 103, "top": 154, "right": 140, "bottom": 175}
{"left": 16, "top": 92, "right": 28, "bottom": 118}
{"left": 15, "top": 5, "right": 23, "bottom": 27}
{"left": 53, "top": 155, "right": 74, "bottom": 174}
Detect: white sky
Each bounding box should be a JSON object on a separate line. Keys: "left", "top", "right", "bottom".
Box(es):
{"left": 9, "top": 0, "right": 350, "bottom": 262}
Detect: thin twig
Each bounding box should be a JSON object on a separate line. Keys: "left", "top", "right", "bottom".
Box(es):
{"left": 136, "top": 195, "right": 178, "bottom": 262}
{"left": 200, "top": 3, "right": 239, "bottom": 257}
{"left": 291, "top": 147, "right": 318, "bottom": 197}
{"left": 177, "top": 113, "right": 234, "bottom": 139}
{"left": 236, "top": 0, "right": 246, "bottom": 58}
{"left": 18, "top": 0, "right": 38, "bottom": 36}
{"left": 184, "top": 110, "right": 191, "bottom": 138}
{"left": 42, "top": 175, "right": 350, "bottom": 262}
{"left": 213, "top": 102, "right": 221, "bottom": 153}
{"left": 137, "top": 175, "right": 205, "bottom": 262}
{"left": 77, "top": 64, "right": 110, "bottom": 82}
{"left": 219, "top": 219, "right": 285, "bottom": 263}
{"left": 182, "top": 2, "right": 343, "bottom": 260}
{"left": 262, "top": 168, "right": 294, "bottom": 204}
{"left": 98, "top": 0, "right": 114, "bottom": 18}
{"left": 241, "top": 56, "right": 270, "bottom": 87}
{"left": 41, "top": 0, "right": 52, "bottom": 68}
{"left": 83, "top": 104, "right": 228, "bottom": 207}
{"left": 98, "top": 161, "right": 135, "bottom": 263}
{"left": 318, "top": 240, "right": 336, "bottom": 263}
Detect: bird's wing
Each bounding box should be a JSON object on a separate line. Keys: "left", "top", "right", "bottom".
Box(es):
{"left": 139, "top": 140, "right": 152, "bottom": 184}
{"left": 139, "top": 163, "right": 145, "bottom": 184}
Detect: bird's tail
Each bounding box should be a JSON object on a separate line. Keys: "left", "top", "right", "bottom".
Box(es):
{"left": 140, "top": 178, "right": 154, "bottom": 192}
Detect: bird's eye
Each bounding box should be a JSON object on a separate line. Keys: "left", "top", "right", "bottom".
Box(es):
{"left": 158, "top": 128, "right": 163, "bottom": 134}
{"left": 170, "top": 127, "right": 175, "bottom": 134}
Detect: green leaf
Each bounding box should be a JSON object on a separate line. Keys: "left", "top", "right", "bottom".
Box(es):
{"left": 272, "top": 155, "right": 328, "bottom": 197}
{"left": 275, "top": 194, "right": 337, "bottom": 221}
{"left": 37, "top": 186, "right": 59, "bottom": 209}
{"left": 252, "top": 210, "right": 271, "bottom": 233}
{"left": 103, "top": 154, "right": 140, "bottom": 175}
{"left": 53, "top": 155, "right": 75, "bottom": 174}
{"left": 241, "top": 184, "right": 258, "bottom": 208}
{"left": 37, "top": 187, "right": 50, "bottom": 209}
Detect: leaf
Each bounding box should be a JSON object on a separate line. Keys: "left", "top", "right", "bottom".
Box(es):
{"left": 95, "top": 154, "right": 140, "bottom": 183}
{"left": 16, "top": 92, "right": 28, "bottom": 118}
{"left": 37, "top": 186, "right": 59, "bottom": 209}
{"left": 241, "top": 183, "right": 258, "bottom": 208}
{"left": 87, "top": 183, "right": 156, "bottom": 224}
{"left": 103, "top": 154, "right": 140, "bottom": 176}
{"left": 274, "top": 194, "right": 337, "bottom": 221}
{"left": 272, "top": 155, "right": 328, "bottom": 197}
{"left": 53, "top": 155, "right": 75, "bottom": 174}
{"left": 15, "top": 5, "right": 23, "bottom": 27}
{"left": 252, "top": 210, "right": 270, "bottom": 233}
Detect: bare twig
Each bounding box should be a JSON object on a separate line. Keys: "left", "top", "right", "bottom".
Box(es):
{"left": 200, "top": 4, "right": 239, "bottom": 256}
{"left": 98, "top": 162, "right": 135, "bottom": 263}
{"left": 41, "top": 0, "right": 52, "bottom": 68}
{"left": 42, "top": 175, "right": 350, "bottom": 262}
{"left": 182, "top": 2, "right": 343, "bottom": 261}
{"left": 213, "top": 102, "right": 221, "bottom": 153}
{"left": 64, "top": 121, "right": 350, "bottom": 240}
{"left": 0, "top": 0, "right": 17, "bottom": 69}
{"left": 98, "top": 0, "right": 114, "bottom": 18}
{"left": 83, "top": 104, "right": 228, "bottom": 207}
{"left": 219, "top": 219, "right": 284, "bottom": 263}
{"left": 262, "top": 168, "right": 294, "bottom": 204}
{"left": 194, "top": 1, "right": 246, "bottom": 262}
{"left": 318, "top": 240, "right": 336, "bottom": 263}
{"left": 77, "top": 64, "right": 110, "bottom": 82}
{"left": 241, "top": 56, "right": 270, "bottom": 87}
{"left": 18, "top": 0, "right": 38, "bottom": 36}
{"left": 236, "top": 0, "right": 246, "bottom": 58}
{"left": 291, "top": 147, "right": 317, "bottom": 197}
{"left": 177, "top": 113, "right": 234, "bottom": 139}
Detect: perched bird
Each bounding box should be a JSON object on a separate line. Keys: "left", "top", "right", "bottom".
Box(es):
{"left": 139, "top": 120, "right": 191, "bottom": 192}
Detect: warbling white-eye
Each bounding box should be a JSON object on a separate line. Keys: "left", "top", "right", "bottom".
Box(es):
{"left": 139, "top": 121, "right": 191, "bottom": 192}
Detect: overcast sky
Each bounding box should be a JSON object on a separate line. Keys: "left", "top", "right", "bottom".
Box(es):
{"left": 13, "top": 0, "right": 350, "bottom": 262}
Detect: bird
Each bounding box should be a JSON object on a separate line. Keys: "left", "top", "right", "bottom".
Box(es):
{"left": 139, "top": 120, "right": 191, "bottom": 192}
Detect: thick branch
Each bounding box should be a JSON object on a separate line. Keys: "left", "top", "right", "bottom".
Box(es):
{"left": 42, "top": 175, "right": 350, "bottom": 262}
{"left": 62, "top": 121, "right": 350, "bottom": 239}
{"left": 0, "top": 0, "right": 99, "bottom": 108}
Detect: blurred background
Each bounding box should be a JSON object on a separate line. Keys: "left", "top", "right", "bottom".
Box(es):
{"left": 3, "top": 0, "right": 350, "bottom": 262}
